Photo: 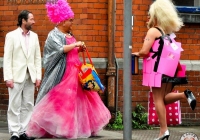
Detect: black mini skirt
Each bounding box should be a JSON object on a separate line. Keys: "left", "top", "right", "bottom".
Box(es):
{"left": 161, "top": 74, "right": 188, "bottom": 85}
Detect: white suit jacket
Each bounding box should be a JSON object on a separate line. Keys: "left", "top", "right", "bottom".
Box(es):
{"left": 3, "top": 27, "right": 42, "bottom": 83}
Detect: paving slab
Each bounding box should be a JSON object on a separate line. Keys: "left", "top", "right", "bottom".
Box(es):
{"left": 0, "top": 121, "right": 200, "bottom": 140}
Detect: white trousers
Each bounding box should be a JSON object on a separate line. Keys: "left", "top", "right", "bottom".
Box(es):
{"left": 7, "top": 72, "right": 34, "bottom": 136}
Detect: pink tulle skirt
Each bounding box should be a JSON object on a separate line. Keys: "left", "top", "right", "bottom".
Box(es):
{"left": 26, "top": 50, "right": 111, "bottom": 139}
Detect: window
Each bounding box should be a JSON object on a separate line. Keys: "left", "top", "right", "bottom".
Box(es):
{"left": 172, "top": 0, "right": 200, "bottom": 23}
{"left": 173, "top": 0, "right": 200, "bottom": 14}
{"left": 173, "top": 0, "right": 200, "bottom": 7}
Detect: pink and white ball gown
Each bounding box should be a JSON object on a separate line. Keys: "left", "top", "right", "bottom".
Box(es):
{"left": 26, "top": 36, "right": 111, "bottom": 139}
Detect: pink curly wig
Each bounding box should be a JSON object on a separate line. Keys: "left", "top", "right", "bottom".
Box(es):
{"left": 46, "top": 0, "right": 74, "bottom": 24}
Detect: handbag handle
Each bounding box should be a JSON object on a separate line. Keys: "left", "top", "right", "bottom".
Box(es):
{"left": 82, "top": 47, "right": 93, "bottom": 66}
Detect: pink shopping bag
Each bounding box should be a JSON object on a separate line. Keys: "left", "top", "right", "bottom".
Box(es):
{"left": 176, "top": 63, "right": 186, "bottom": 77}
{"left": 148, "top": 91, "right": 182, "bottom": 126}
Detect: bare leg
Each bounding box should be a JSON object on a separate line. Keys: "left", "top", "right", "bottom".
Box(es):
{"left": 164, "top": 92, "right": 186, "bottom": 105}
{"left": 152, "top": 83, "right": 168, "bottom": 137}
{"left": 164, "top": 83, "right": 186, "bottom": 105}
{"left": 152, "top": 82, "right": 195, "bottom": 138}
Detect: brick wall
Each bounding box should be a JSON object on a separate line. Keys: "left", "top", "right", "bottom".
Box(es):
{"left": 0, "top": 0, "right": 110, "bottom": 57}
{"left": 0, "top": 0, "right": 199, "bottom": 124}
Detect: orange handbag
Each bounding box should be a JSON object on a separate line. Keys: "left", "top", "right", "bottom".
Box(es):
{"left": 76, "top": 48, "right": 105, "bottom": 92}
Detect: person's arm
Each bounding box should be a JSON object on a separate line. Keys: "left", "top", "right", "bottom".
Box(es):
{"left": 63, "top": 41, "right": 85, "bottom": 53}
{"left": 3, "top": 33, "right": 14, "bottom": 88}
{"left": 34, "top": 34, "right": 42, "bottom": 87}
{"left": 132, "top": 28, "right": 161, "bottom": 57}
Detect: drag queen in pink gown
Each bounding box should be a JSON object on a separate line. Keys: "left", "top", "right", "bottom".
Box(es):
{"left": 26, "top": 0, "right": 111, "bottom": 139}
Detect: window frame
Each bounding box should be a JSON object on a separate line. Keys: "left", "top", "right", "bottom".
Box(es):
{"left": 174, "top": 0, "right": 200, "bottom": 13}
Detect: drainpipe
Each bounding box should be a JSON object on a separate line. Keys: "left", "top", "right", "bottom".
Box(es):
{"left": 106, "top": 0, "right": 116, "bottom": 116}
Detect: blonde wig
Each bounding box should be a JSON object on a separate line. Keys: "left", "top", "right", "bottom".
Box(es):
{"left": 147, "top": 0, "right": 183, "bottom": 34}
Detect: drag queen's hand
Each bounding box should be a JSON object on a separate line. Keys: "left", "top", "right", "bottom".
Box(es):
{"left": 77, "top": 42, "right": 86, "bottom": 52}
{"left": 75, "top": 41, "right": 84, "bottom": 47}
{"left": 132, "top": 52, "right": 140, "bottom": 56}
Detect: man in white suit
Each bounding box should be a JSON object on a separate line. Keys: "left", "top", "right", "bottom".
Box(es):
{"left": 3, "top": 10, "right": 42, "bottom": 140}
